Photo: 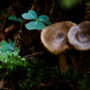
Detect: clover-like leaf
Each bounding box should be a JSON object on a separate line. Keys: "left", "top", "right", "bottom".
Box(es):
{"left": 43, "top": 20, "right": 52, "bottom": 25}
{"left": 22, "top": 10, "right": 37, "bottom": 20}
{"left": 38, "top": 15, "right": 49, "bottom": 22}
{"left": 16, "top": 18, "right": 23, "bottom": 23}
{"left": 38, "top": 15, "right": 52, "bottom": 25}
{"left": 8, "top": 15, "right": 17, "bottom": 20}
{"left": 25, "top": 21, "right": 45, "bottom": 30}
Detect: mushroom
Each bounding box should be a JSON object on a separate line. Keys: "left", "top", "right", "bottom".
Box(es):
{"left": 68, "top": 21, "right": 90, "bottom": 69}
{"left": 40, "top": 21, "right": 76, "bottom": 72}
{"left": 68, "top": 21, "right": 90, "bottom": 50}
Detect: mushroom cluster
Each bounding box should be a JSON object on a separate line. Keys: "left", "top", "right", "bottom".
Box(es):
{"left": 40, "top": 21, "right": 90, "bottom": 72}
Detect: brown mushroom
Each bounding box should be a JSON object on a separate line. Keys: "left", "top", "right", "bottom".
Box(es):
{"left": 68, "top": 21, "right": 90, "bottom": 69}
{"left": 40, "top": 21, "right": 76, "bottom": 72}
{"left": 68, "top": 21, "right": 90, "bottom": 50}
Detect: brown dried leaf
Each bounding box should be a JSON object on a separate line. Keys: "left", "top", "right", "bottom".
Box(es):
{"left": 5, "top": 25, "right": 14, "bottom": 33}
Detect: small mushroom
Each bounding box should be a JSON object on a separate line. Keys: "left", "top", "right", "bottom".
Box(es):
{"left": 68, "top": 21, "right": 90, "bottom": 50}
{"left": 68, "top": 21, "right": 90, "bottom": 69}
{"left": 41, "top": 21, "right": 76, "bottom": 72}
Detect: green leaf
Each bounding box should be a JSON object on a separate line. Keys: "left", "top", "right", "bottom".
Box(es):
{"left": 8, "top": 44, "right": 14, "bottom": 51}
{"left": 0, "top": 65, "right": 3, "bottom": 69}
{"left": 43, "top": 20, "right": 52, "bottom": 25}
{"left": 8, "top": 39, "right": 14, "bottom": 50}
{"left": 38, "top": 15, "right": 52, "bottom": 25}
{"left": 86, "top": 2, "right": 90, "bottom": 6}
{"left": 57, "top": 0, "right": 79, "bottom": 9}
{"left": 25, "top": 21, "right": 45, "bottom": 30}
{"left": 8, "top": 15, "right": 17, "bottom": 20}
{"left": 38, "top": 15, "right": 49, "bottom": 23}
{"left": 22, "top": 10, "right": 37, "bottom": 20}
{"left": 16, "top": 18, "right": 23, "bottom": 23}
{"left": 0, "top": 41, "right": 9, "bottom": 51}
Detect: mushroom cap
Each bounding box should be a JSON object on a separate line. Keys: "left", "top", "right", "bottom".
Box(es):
{"left": 68, "top": 21, "right": 90, "bottom": 50}
{"left": 41, "top": 21, "right": 76, "bottom": 55}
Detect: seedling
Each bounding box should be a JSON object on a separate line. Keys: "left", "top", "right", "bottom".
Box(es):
{"left": 8, "top": 15, "right": 23, "bottom": 23}
{"left": 22, "top": 10, "right": 51, "bottom": 30}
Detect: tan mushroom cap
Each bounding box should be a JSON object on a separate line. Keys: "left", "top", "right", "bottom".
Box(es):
{"left": 68, "top": 21, "right": 90, "bottom": 50}
{"left": 41, "top": 21, "right": 76, "bottom": 55}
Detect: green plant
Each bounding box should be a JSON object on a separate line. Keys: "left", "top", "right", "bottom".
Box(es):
{"left": 22, "top": 10, "right": 51, "bottom": 30}
{"left": 0, "top": 40, "right": 27, "bottom": 78}
{"left": 57, "top": 0, "right": 80, "bottom": 9}
{"left": 85, "top": 1, "right": 90, "bottom": 20}
{"left": 8, "top": 15, "right": 23, "bottom": 23}
{"left": 78, "top": 73, "right": 90, "bottom": 90}
{"left": 85, "top": 1, "right": 90, "bottom": 6}
{"left": 18, "top": 59, "right": 71, "bottom": 90}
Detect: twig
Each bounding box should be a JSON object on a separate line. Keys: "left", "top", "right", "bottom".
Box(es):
{"left": 24, "top": 51, "right": 44, "bottom": 58}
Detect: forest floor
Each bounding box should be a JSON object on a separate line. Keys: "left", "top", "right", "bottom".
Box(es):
{"left": 0, "top": 0, "right": 90, "bottom": 90}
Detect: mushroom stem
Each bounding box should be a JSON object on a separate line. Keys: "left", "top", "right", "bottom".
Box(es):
{"left": 78, "top": 52, "right": 84, "bottom": 69}
{"left": 71, "top": 58, "right": 77, "bottom": 70}
{"left": 58, "top": 53, "right": 69, "bottom": 72}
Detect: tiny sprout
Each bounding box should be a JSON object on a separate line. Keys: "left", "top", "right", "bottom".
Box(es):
{"left": 8, "top": 15, "right": 23, "bottom": 23}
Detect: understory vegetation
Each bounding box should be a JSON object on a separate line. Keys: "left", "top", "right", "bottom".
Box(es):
{"left": 0, "top": 0, "right": 90, "bottom": 90}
